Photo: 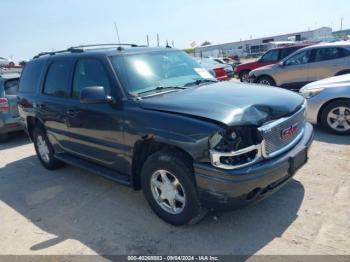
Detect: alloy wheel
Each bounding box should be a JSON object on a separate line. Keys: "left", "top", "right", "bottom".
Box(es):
{"left": 327, "top": 106, "right": 350, "bottom": 132}
{"left": 37, "top": 135, "right": 50, "bottom": 163}
{"left": 150, "top": 170, "right": 186, "bottom": 215}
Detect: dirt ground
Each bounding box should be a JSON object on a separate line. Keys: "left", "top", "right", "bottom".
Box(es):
{"left": 0, "top": 126, "right": 349, "bottom": 256}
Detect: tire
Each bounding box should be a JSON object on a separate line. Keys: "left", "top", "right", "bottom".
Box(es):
{"left": 321, "top": 100, "right": 350, "bottom": 135}
{"left": 141, "top": 149, "right": 206, "bottom": 225}
{"left": 256, "top": 76, "right": 276, "bottom": 86}
{"left": 33, "top": 127, "right": 64, "bottom": 169}
{"left": 239, "top": 70, "right": 250, "bottom": 82}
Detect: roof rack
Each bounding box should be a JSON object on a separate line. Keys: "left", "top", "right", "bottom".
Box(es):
{"left": 33, "top": 43, "right": 146, "bottom": 59}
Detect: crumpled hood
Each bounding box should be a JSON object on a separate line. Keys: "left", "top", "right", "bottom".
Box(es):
{"left": 138, "top": 81, "right": 304, "bottom": 126}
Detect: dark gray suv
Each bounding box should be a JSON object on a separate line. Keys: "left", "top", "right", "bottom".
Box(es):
{"left": 17, "top": 44, "right": 313, "bottom": 225}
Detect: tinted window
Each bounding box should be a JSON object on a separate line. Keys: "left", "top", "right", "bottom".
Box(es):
{"left": 279, "top": 47, "right": 299, "bottom": 60}
{"left": 284, "top": 50, "right": 311, "bottom": 66}
{"left": 4, "top": 79, "right": 19, "bottom": 95}
{"left": 260, "top": 50, "right": 279, "bottom": 62}
{"left": 341, "top": 48, "right": 350, "bottom": 57}
{"left": 43, "top": 61, "right": 71, "bottom": 97}
{"left": 72, "top": 59, "right": 110, "bottom": 99}
{"left": 19, "top": 59, "right": 45, "bottom": 93}
{"left": 314, "top": 48, "right": 341, "bottom": 62}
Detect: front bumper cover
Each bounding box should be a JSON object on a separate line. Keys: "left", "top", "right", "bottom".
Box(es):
{"left": 194, "top": 122, "right": 314, "bottom": 209}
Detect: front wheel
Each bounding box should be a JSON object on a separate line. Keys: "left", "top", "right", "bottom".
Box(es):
{"left": 239, "top": 71, "right": 250, "bottom": 82}
{"left": 33, "top": 127, "right": 64, "bottom": 169}
{"left": 141, "top": 150, "right": 206, "bottom": 225}
{"left": 256, "top": 76, "right": 275, "bottom": 86}
{"left": 321, "top": 100, "right": 350, "bottom": 135}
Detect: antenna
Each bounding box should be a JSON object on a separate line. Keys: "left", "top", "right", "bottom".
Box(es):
{"left": 114, "top": 22, "right": 121, "bottom": 44}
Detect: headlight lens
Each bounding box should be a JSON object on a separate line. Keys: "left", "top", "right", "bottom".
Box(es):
{"left": 301, "top": 88, "right": 324, "bottom": 99}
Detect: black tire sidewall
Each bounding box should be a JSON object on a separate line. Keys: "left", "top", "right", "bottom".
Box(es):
{"left": 321, "top": 100, "right": 350, "bottom": 135}
{"left": 239, "top": 71, "right": 250, "bottom": 82}
{"left": 33, "top": 127, "right": 62, "bottom": 169}
{"left": 141, "top": 151, "right": 202, "bottom": 225}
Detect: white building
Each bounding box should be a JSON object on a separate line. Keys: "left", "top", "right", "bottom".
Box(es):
{"left": 194, "top": 27, "right": 333, "bottom": 58}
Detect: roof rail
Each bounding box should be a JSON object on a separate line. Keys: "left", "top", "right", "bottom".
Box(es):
{"left": 33, "top": 43, "right": 145, "bottom": 59}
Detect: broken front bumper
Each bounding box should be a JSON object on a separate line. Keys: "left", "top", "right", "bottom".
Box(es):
{"left": 194, "top": 122, "right": 314, "bottom": 209}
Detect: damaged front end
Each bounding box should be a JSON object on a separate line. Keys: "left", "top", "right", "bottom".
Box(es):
{"left": 209, "top": 106, "right": 306, "bottom": 170}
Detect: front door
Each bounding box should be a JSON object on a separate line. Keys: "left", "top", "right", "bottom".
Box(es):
{"left": 64, "top": 57, "right": 128, "bottom": 173}
{"left": 278, "top": 50, "right": 312, "bottom": 87}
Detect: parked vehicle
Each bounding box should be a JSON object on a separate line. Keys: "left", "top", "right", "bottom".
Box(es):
{"left": 198, "top": 58, "right": 234, "bottom": 79}
{"left": 0, "top": 73, "right": 22, "bottom": 141}
{"left": 18, "top": 44, "right": 313, "bottom": 225}
{"left": 249, "top": 42, "right": 350, "bottom": 90}
{"left": 235, "top": 44, "right": 310, "bottom": 82}
{"left": 209, "top": 57, "right": 240, "bottom": 70}
{"left": 0, "top": 57, "right": 15, "bottom": 68}
{"left": 300, "top": 74, "right": 350, "bottom": 135}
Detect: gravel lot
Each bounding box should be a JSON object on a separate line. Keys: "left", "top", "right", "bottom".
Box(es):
{"left": 0, "top": 126, "right": 349, "bottom": 256}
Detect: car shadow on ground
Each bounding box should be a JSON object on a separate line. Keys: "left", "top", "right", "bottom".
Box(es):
{"left": 0, "top": 154, "right": 305, "bottom": 255}
{"left": 0, "top": 131, "right": 30, "bottom": 150}
{"left": 313, "top": 125, "right": 350, "bottom": 145}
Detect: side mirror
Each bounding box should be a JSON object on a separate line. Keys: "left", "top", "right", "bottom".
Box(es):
{"left": 79, "top": 86, "right": 115, "bottom": 104}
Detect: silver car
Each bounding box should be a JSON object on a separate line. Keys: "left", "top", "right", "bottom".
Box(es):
{"left": 0, "top": 73, "right": 22, "bottom": 141}
{"left": 300, "top": 74, "right": 350, "bottom": 135}
{"left": 249, "top": 42, "right": 350, "bottom": 90}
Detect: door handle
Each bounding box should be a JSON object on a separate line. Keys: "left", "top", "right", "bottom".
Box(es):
{"left": 66, "top": 109, "right": 79, "bottom": 117}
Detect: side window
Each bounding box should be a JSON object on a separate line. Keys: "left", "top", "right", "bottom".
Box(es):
{"left": 72, "top": 59, "right": 110, "bottom": 99}
{"left": 260, "top": 50, "right": 279, "bottom": 62}
{"left": 284, "top": 50, "right": 311, "bottom": 66}
{"left": 340, "top": 48, "right": 350, "bottom": 57}
{"left": 18, "top": 59, "right": 45, "bottom": 93}
{"left": 43, "top": 61, "right": 71, "bottom": 97}
{"left": 314, "top": 48, "right": 341, "bottom": 62}
{"left": 279, "top": 47, "right": 298, "bottom": 60}
{"left": 4, "top": 79, "right": 19, "bottom": 95}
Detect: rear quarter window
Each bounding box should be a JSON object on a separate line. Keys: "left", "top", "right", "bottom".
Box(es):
{"left": 19, "top": 59, "right": 45, "bottom": 93}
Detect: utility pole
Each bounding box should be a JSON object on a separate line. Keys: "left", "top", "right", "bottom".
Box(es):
{"left": 157, "top": 34, "right": 160, "bottom": 47}
{"left": 146, "top": 34, "right": 150, "bottom": 46}
{"left": 114, "top": 22, "right": 121, "bottom": 44}
{"left": 341, "top": 17, "right": 343, "bottom": 30}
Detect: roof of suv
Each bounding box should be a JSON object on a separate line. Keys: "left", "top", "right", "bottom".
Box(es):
{"left": 32, "top": 45, "right": 176, "bottom": 61}
{"left": 300, "top": 41, "right": 350, "bottom": 50}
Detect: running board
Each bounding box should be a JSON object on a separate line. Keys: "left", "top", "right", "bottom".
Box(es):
{"left": 55, "top": 153, "right": 131, "bottom": 186}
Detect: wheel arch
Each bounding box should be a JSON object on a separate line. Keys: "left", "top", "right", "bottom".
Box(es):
{"left": 131, "top": 138, "right": 194, "bottom": 190}
{"left": 335, "top": 70, "right": 350, "bottom": 76}
{"left": 317, "top": 97, "right": 350, "bottom": 124}
{"left": 255, "top": 74, "right": 277, "bottom": 85}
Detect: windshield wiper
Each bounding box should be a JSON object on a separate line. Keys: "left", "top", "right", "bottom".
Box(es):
{"left": 183, "top": 79, "right": 218, "bottom": 87}
{"left": 134, "top": 86, "right": 187, "bottom": 97}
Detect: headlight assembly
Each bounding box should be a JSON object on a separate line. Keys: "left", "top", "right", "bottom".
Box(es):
{"left": 301, "top": 88, "right": 324, "bottom": 99}
{"left": 209, "top": 128, "right": 262, "bottom": 170}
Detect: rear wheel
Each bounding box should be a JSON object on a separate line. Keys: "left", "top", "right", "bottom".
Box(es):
{"left": 239, "top": 70, "right": 250, "bottom": 82}
{"left": 33, "top": 127, "right": 64, "bottom": 169}
{"left": 257, "top": 76, "right": 276, "bottom": 86}
{"left": 141, "top": 149, "right": 206, "bottom": 225}
{"left": 321, "top": 100, "right": 350, "bottom": 135}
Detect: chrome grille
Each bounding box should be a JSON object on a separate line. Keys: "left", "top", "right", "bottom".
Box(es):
{"left": 259, "top": 108, "right": 305, "bottom": 158}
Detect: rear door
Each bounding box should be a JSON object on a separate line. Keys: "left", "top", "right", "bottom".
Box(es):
{"left": 308, "top": 47, "right": 347, "bottom": 81}
{"left": 37, "top": 58, "right": 73, "bottom": 151}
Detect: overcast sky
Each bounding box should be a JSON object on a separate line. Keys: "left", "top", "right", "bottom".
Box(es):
{"left": 1, "top": 0, "right": 349, "bottom": 60}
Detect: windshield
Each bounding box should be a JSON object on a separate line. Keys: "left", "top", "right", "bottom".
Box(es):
{"left": 110, "top": 50, "right": 216, "bottom": 97}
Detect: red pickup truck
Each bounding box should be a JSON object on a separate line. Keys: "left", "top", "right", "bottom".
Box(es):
{"left": 234, "top": 44, "right": 309, "bottom": 82}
